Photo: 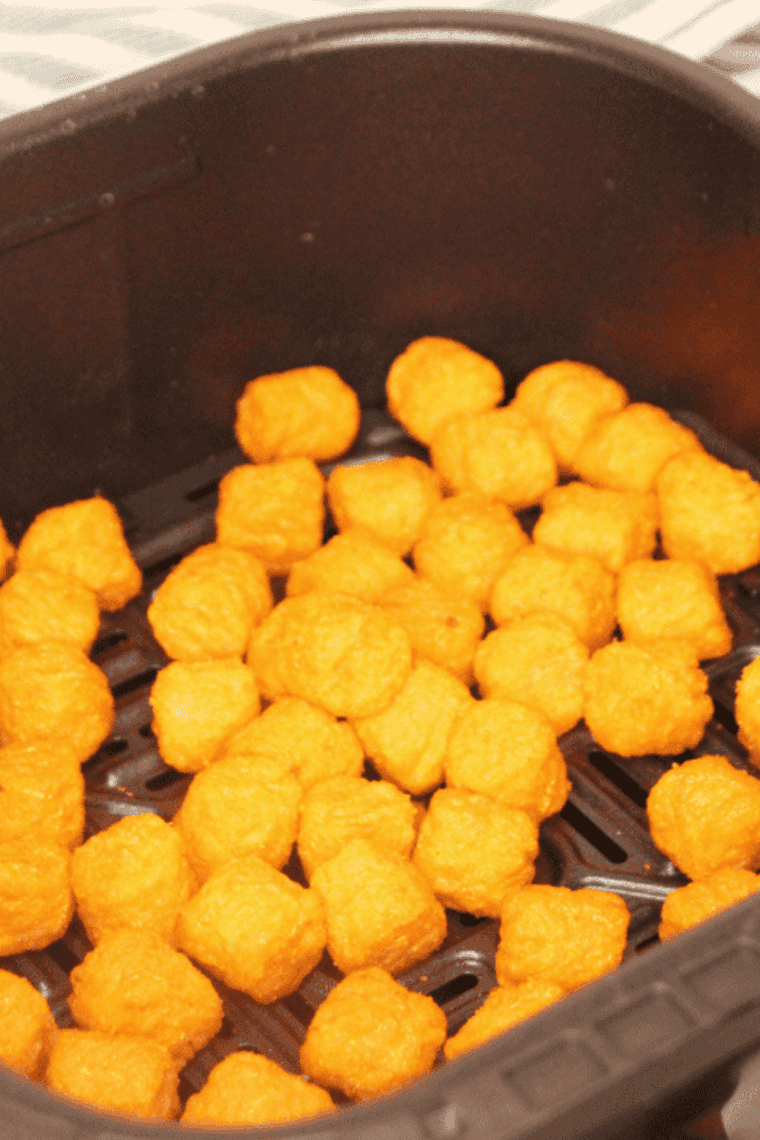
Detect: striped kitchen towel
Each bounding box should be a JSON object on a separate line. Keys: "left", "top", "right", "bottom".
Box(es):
{"left": 1, "top": 0, "right": 760, "bottom": 122}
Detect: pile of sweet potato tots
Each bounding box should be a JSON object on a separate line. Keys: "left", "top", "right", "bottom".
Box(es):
{"left": 4, "top": 338, "right": 760, "bottom": 1125}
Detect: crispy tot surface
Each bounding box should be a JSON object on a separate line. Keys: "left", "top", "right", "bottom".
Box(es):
{"left": 444, "top": 698, "right": 570, "bottom": 823}
{"left": 616, "top": 558, "right": 732, "bottom": 660}
{"left": 659, "top": 868, "right": 760, "bottom": 941}
{"left": 45, "top": 1030, "right": 180, "bottom": 1120}
{"left": 300, "top": 966, "right": 447, "bottom": 1099}
{"left": 176, "top": 855, "right": 326, "bottom": 1003}
{"left": 534, "top": 482, "right": 658, "bottom": 574}
{"left": 496, "top": 885, "right": 629, "bottom": 991}
{"left": 736, "top": 655, "right": 760, "bottom": 763}
{"left": 174, "top": 754, "right": 300, "bottom": 881}
{"left": 216, "top": 459, "right": 325, "bottom": 575}
{"left": 68, "top": 928, "right": 223, "bottom": 1066}
{"left": 490, "top": 545, "right": 616, "bottom": 651}
{"left": 248, "top": 592, "right": 412, "bottom": 718}
{"left": 298, "top": 775, "right": 417, "bottom": 881}
{"left": 0, "top": 968, "right": 55, "bottom": 1078}
{"left": 286, "top": 528, "right": 414, "bottom": 603}
{"left": 327, "top": 456, "right": 442, "bottom": 556}
{"left": 575, "top": 403, "right": 702, "bottom": 492}
{"left": 235, "top": 366, "right": 359, "bottom": 464}
{"left": 352, "top": 660, "right": 472, "bottom": 796}
{"left": 647, "top": 755, "right": 760, "bottom": 880}
{"left": 0, "top": 740, "right": 84, "bottom": 850}
{"left": 511, "top": 361, "right": 627, "bottom": 472}
{"left": 71, "top": 812, "right": 198, "bottom": 946}
{"left": 311, "top": 838, "right": 447, "bottom": 976}
{"left": 386, "top": 337, "right": 504, "bottom": 445}
{"left": 16, "top": 497, "right": 141, "bottom": 611}
{"left": 379, "top": 576, "right": 484, "bottom": 685}
{"left": 0, "top": 838, "right": 73, "bottom": 956}
{"left": 413, "top": 789, "right": 539, "bottom": 918}
{"left": 223, "top": 695, "right": 363, "bottom": 790}
{"left": 0, "top": 568, "right": 99, "bottom": 654}
{"left": 182, "top": 1051, "right": 334, "bottom": 1125}
{"left": 0, "top": 641, "right": 114, "bottom": 761}
{"left": 444, "top": 979, "right": 564, "bottom": 1060}
{"left": 0, "top": 519, "right": 13, "bottom": 582}
{"left": 474, "top": 613, "right": 588, "bottom": 736}
{"left": 430, "top": 406, "right": 557, "bottom": 510}
{"left": 147, "top": 543, "right": 272, "bottom": 662}
{"left": 583, "top": 639, "right": 713, "bottom": 757}
{"left": 149, "top": 658, "right": 260, "bottom": 773}
{"left": 413, "top": 493, "right": 529, "bottom": 611}
{"left": 657, "top": 450, "right": 760, "bottom": 575}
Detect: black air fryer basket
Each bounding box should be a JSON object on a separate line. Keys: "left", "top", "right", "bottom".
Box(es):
{"left": 3, "top": 11, "right": 760, "bottom": 1140}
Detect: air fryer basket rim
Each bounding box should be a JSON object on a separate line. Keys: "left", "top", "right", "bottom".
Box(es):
{"left": 3, "top": 8, "right": 760, "bottom": 1140}
{"left": 1, "top": 7, "right": 760, "bottom": 156}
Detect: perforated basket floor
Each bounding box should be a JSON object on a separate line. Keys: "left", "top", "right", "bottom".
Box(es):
{"left": 3, "top": 406, "right": 760, "bottom": 1136}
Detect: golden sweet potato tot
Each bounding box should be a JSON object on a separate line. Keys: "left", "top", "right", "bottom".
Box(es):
{"left": 235, "top": 365, "right": 359, "bottom": 464}
{"left": 17, "top": 496, "right": 141, "bottom": 611}
{"left": 300, "top": 967, "right": 447, "bottom": 1099}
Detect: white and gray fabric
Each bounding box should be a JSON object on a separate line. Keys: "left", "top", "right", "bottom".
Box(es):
{"left": 1, "top": 0, "right": 760, "bottom": 123}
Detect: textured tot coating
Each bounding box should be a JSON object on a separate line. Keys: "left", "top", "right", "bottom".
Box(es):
{"left": 496, "top": 884, "right": 629, "bottom": 991}
{"left": 574, "top": 403, "right": 702, "bottom": 492}
{"left": 386, "top": 336, "right": 504, "bottom": 445}
{"left": 0, "top": 968, "right": 56, "bottom": 1078}
{"left": 311, "top": 838, "right": 447, "bottom": 976}
{"left": 534, "top": 482, "right": 659, "bottom": 574}
{"left": 71, "top": 812, "right": 198, "bottom": 946}
{"left": 174, "top": 754, "right": 301, "bottom": 881}
{"left": 297, "top": 775, "right": 418, "bottom": 881}
{"left": 474, "top": 613, "right": 588, "bottom": 736}
{"left": 379, "top": 576, "right": 485, "bottom": 685}
{"left": 413, "top": 788, "right": 539, "bottom": 918}
{"left": 657, "top": 450, "right": 760, "bottom": 575}
{"left": 147, "top": 543, "right": 273, "bottom": 662}
{"left": 735, "top": 655, "right": 760, "bottom": 764}
{"left": 0, "top": 519, "right": 13, "bottom": 582}
{"left": 45, "top": 1030, "right": 180, "bottom": 1120}
{"left": 149, "top": 658, "right": 260, "bottom": 773}
{"left": 182, "top": 1051, "right": 334, "bottom": 1125}
{"left": 413, "top": 493, "right": 529, "bottom": 612}
{"left": 216, "top": 458, "right": 325, "bottom": 575}
{"left": 583, "top": 639, "right": 713, "bottom": 758}
{"left": 659, "top": 868, "right": 760, "bottom": 940}
{"left": 176, "top": 855, "right": 326, "bottom": 1003}
{"left": 68, "top": 928, "right": 223, "bottom": 1066}
{"left": 0, "top": 838, "right": 73, "bottom": 956}
{"left": 616, "top": 558, "right": 732, "bottom": 661}
{"left": 235, "top": 365, "right": 360, "bottom": 463}
{"left": 286, "top": 528, "right": 414, "bottom": 603}
{"left": 511, "top": 360, "right": 628, "bottom": 473}
{"left": 327, "top": 456, "right": 442, "bottom": 556}
{"left": 16, "top": 496, "right": 141, "bottom": 611}
{"left": 444, "top": 698, "right": 570, "bottom": 823}
{"left": 222, "top": 695, "right": 364, "bottom": 790}
{"left": 647, "top": 755, "right": 760, "bottom": 881}
{"left": 430, "top": 406, "right": 557, "bottom": 510}
{"left": 490, "top": 545, "right": 616, "bottom": 652}
{"left": 248, "top": 592, "right": 412, "bottom": 718}
{"left": 352, "top": 659, "right": 473, "bottom": 795}
{"left": 300, "top": 966, "right": 448, "bottom": 1099}
{"left": 444, "top": 979, "right": 565, "bottom": 1060}
{"left": 0, "top": 567, "right": 99, "bottom": 655}
{"left": 0, "top": 641, "right": 114, "bottom": 761}
{"left": 0, "top": 739, "right": 84, "bottom": 850}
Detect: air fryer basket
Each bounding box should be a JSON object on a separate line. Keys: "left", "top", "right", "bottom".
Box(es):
{"left": 3, "top": 10, "right": 760, "bottom": 1140}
